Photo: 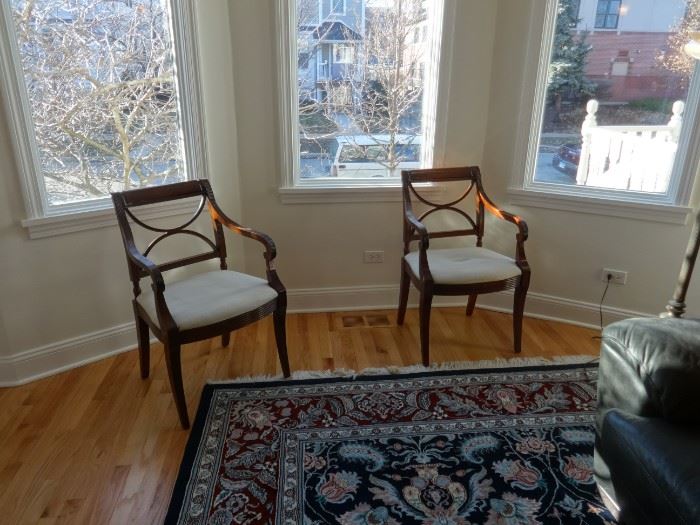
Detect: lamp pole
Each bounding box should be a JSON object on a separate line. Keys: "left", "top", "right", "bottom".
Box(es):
{"left": 664, "top": 33, "right": 700, "bottom": 318}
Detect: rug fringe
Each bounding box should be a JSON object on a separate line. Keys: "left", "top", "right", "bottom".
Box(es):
{"left": 207, "top": 355, "right": 599, "bottom": 385}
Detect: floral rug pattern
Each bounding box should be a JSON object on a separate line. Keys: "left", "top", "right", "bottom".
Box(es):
{"left": 166, "top": 364, "right": 615, "bottom": 525}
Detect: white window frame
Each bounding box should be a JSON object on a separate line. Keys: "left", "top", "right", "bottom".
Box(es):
{"left": 330, "top": 0, "right": 347, "bottom": 16}
{"left": 276, "top": 0, "right": 455, "bottom": 204}
{"left": 508, "top": 0, "right": 698, "bottom": 224}
{"left": 0, "top": 0, "right": 208, "bottom": 238}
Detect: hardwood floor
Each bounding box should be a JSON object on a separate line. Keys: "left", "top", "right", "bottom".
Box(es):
{"left": 0, "top": 307, "right": 600, "bottom": 524}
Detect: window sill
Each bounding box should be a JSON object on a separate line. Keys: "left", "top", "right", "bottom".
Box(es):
{"left": 507, "top": 188, "right": 692, "bottom": 225}
{"left": 21, "top": 199, "right": 198, "bottom": 239}
{"left": 278, "top": 183, "right": 445, "bottom": 204}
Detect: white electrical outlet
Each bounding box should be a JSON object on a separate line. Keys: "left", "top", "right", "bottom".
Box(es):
{"left": 601, "top": 268, "right": 627, "bottom": 285}
{"left": 364, "top": 250, "right": 385, "bottom": 264}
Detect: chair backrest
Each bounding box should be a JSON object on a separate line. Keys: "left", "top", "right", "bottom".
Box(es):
{"left": 402, "top": 166, "right": 486, "bottom": 251}
{"left": 112, "top": 179, "right": 227, "bottom": 294}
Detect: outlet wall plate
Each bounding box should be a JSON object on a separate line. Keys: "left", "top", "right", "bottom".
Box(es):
{"left": 601, "top": 268, "right": 628, "bottom": 285}
{"left": 363, "top": 250, "right": 385, "bottom": 264}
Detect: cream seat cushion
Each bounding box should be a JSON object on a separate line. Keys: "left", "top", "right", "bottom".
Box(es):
{"left": 137, "top": 270, "right": 278, "bottom": 331}
{"left": 404, "top": 247, "right": 521, "bottom": 285}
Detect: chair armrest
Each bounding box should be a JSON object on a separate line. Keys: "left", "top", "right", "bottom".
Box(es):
{"left": 125, "top": 244, "right": 166, "bottom": 293}
{"left": 405, "top": 208, "right": 429, "bottom": 249}
{"left": 207, "top": 201, "right": 277, "bottom": 263}
{"left": 476, "top": 184, "right": 528, "bottom": 264}
{"left": 477, "top": 187, "right": 528, "bottom": 240}
{"left": 404, "top": 207, "right": 433, "bottom": 280}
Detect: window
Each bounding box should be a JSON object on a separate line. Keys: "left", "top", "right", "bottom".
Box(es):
{"left": 595, "top": 0, "right": 620, "bottom": 29}
{"left": 512, "top": 0, "right": 700, "bottom": 222}
{"left": 333, "top": 43, "right": 354, "bottom": 63}
{"left": 0, "top": 0, "right": 205, "bottom": 228}
{"left": 278, "top": 0, "right": 449, "bottom": 197}
{"left": 330, "top": 0, "right": 346, "bottom": 16}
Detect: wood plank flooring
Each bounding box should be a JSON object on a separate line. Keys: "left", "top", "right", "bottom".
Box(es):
{"left": 0, "top": 307, "right": 600, "bottom": 524}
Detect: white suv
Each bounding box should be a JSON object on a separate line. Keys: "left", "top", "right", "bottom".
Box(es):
{"left": 331, "top": 134, "right": 421, "bottom": 178}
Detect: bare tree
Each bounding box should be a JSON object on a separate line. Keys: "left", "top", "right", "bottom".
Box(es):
{"left": 297, "top": 0, "right": 427, "bottom": 177}
{"left": 12, "top": 0, "right": 184, "bottom": 205}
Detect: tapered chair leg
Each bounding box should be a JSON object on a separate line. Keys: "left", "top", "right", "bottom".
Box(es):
{"left": 513, "top": 275, "right": 530, "bottom": 354}
{"left": 164, "top": 341, "right": 189, "bottom": 429}
{"left": 397, "top": 260, "right": 410, "bottom": 325}
{"left": 273, "top": 298, "right": 291, "bottom": 378}
{"left": 135, "top": 313, "right": 150, "bottom": 379}
{"left": 466, "top": 294, "right": 478, "bottom": 316}
{"left": 222, "top": 332, "right": 231, "bottom": 347}
{"left": 419, "top": 289, "right": 433, "bottom": 366}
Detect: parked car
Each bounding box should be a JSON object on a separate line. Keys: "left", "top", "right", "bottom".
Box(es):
{"left": 552, "top": 142, "right": 581, "bottom": 176}
{"left": 331, "top": 134, "right": 421, "bottom": 178}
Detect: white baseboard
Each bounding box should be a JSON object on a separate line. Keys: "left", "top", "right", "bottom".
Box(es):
{"left": 0, "top": 322, "right": 141, "bottom": 387}
{"left": 0, "top": 285, "right": 651, "bottom": 387}
{"left": 286, "top": 285, "right": 651, "bottom": 329}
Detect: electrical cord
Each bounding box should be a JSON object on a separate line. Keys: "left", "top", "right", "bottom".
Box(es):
{"left": 599, "top": 273, "right": 612, "bottom": 332}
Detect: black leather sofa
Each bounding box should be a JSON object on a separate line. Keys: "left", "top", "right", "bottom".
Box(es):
{"left": 595, "top": 317, "right": 700, "bottom": 524}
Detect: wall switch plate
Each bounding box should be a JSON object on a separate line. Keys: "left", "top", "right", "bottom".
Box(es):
{"left": 601, "top": 268, "right": 627, "bottom": 285}
{"left": 364, "top": 250, "right": 384, "bottom": 263}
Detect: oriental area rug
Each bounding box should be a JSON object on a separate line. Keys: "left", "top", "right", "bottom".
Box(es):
{"left": 165, "top": 361, "right": 615, "bottom": 525}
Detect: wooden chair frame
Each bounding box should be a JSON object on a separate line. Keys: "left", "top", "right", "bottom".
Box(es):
{"left": 112, "top": 179, "right": 290, "bottom": 429}
{"left": 397, "top": 167, "right": 530, "bottom": 365}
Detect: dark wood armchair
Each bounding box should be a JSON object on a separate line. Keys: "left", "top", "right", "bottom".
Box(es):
{"left": 112, "top": 180, "right": 290, "bottom": 429}
{"left": 397, "top": 167, "right": 530, "bottom": 365}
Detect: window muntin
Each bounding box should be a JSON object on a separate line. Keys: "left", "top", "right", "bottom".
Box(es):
{"left": 295, "top": 0, "right": 435, "bottom": 181}
{"left": 6, "top": 0, "right": 189, "bottom": 210}
{"left": 595, "top": 0, "right": 620, "bottom": 29}
{"left": 528, "top": 0, "right": 696, "bottom": 201}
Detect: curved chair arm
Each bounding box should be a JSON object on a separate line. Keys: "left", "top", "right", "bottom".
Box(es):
{"left": 404, "top": 207, "right": 433, "bottom": 281}
{"left": 476, "top": 183, "right": 529, "bottom": 263}
{"left": 207, "top": 201, "right": 277, "bottom": 264}
{"left": 123, "top": 241, "right": 179, "bottom": 333}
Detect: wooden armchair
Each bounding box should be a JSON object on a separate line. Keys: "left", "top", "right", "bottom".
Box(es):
{"left": 112, "top": 180, "right": 290, "bottom": 429}
{"left": 397, "top": 167, "right": 530, "bottom": 365}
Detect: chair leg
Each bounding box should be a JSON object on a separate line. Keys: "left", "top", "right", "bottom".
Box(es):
{"left": 135, "top": 312, "right": 150, "bottom": 379}
{"left": 164, "top": 340, "right": 189, "bottom": 429}
{"left": 466, "top": 294, "right": 478, "bottom": 316}
{"left": 513, "top": 276, "right": 530, "bottom": 354}
{"left": 273, "top": 298, "right": 291, "bottom": 378}
{"left": 222, "top": 332, "right": 231, "bottom": 347}
{"left": 397, "top": 260, "right": 410, "bottom": 326}
{"left": 419, "top": 289, "right": 433, "bottom": 366}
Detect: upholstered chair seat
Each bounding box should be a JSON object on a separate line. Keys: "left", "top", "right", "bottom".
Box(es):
{"left": 137, "top": 271, "right": 278, "bottom": 331}
{"left": 404, "top": 247, "right": 521, "bottom": 285}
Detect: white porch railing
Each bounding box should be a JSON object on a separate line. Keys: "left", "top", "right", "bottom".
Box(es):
{"left": 576, "top": 99, "right": 685, "bottom": 193}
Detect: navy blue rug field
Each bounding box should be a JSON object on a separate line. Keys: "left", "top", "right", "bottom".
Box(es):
{"left": 165, "top": 363, "right": 615, "bottom": 524}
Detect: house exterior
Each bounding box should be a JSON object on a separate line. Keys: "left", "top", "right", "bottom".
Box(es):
{"left": 574, "top": 0, "right": 688, "bottom": 101}
{"left": 297, "top": 0, "right": 365, "bottom": 105}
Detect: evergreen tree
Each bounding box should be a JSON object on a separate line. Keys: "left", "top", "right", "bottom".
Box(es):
{"left": 548, "top": 0, "right": 596, "bottom": 121}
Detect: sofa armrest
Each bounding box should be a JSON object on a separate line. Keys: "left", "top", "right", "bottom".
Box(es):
{"left": 597, "top": 317, "right": 700, "bottom": 428}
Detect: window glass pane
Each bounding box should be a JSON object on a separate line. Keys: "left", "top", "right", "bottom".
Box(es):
{"left": 595, "top": 14, "right": 606, "bottom": 27}
{"left": 9, "top": 0, "right": 187, "bottom": 207}
{"left": 296, "top": 0, "right": 429, "bottom": 179}
{"left": 605, "top": 14, "right": 618, "bottom": 28}
{"left": 533, "top": 0, "right": 693, "bottom": 194}
{"left": 596, "top": 1, "right": 608, "bottom": 15}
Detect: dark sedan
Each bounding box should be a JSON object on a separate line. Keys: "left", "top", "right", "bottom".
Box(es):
{"left": 552, "top": 142, "right": 581, "bottom": 176}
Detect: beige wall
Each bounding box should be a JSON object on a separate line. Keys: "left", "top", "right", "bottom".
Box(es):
{"left": 482, "top": 0, "right": 700, "bottom": 317}
{"left": 0, "top": 2, "right": 242, "bottom": 358}
{"left": 230, "top": 0, "right": 498, "bottom": 287}
{"left": 1, "top": 0, "right": 698, "bottom": 365}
